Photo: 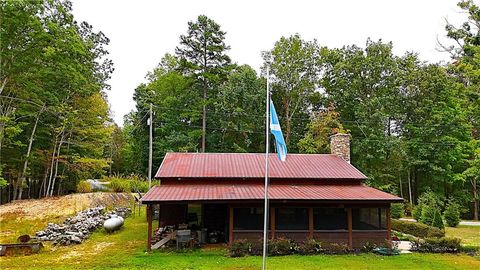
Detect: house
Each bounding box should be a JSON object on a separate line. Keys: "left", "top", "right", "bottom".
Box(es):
{"left": 141, "top": 133, "right": 403, "bottom": 250}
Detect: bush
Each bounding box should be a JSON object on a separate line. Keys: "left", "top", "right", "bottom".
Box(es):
{"left": 411, "top": 237, "right": 461, "bottom": 253}
{"left": 391, "top": 219, "right": 444, "bottom": 238}
{"left": 130, "top": 179, "right": 149, "bottom": 193}
{"left": 109, "top": 178, "right": 130, "bottom": 192}
{"left": 361, "top": 242, "right": 377, "bottom": 253}
{"left": 268, "top": 238, "right": 296, "bottom": 256}
{"left": 229, "top": 239, "right": 250, "bottom": 257}
{"left": 443, "top": 201, "right": 461, "bottom": 227}
{"left": 413, "top": 190, "right": 443, "bottom": 222}
{"left": 323, "top": 242, "right": 349, "bottom": 254}
{"left": 391, "top": 203, "right": 404, "bottom": 219}
{"left": 420, "top": 205, "right": 444, "bottom": 229}
{"left": 297, "top": 239, "right": 322, "bottom": 255}
{"left": 77, "top": 180, "right": 92, "bottom": 193}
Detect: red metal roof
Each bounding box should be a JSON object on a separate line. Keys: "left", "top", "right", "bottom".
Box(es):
{"left": 141, "top": 183, "right": 403, "bottom": 202}
{"left": 155, "top": 153, "right": 367, "bottom": 180}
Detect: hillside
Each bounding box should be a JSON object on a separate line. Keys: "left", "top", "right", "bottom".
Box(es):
{"left": 0, "top": 193, "right": 133, "bottom": 243}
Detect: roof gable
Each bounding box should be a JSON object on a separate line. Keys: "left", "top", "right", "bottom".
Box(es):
{"left": 155, "top": 153, "right": 367, "bottom": 180}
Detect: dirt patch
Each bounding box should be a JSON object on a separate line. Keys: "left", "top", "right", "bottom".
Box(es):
{"left": 0, "top": 193, "right": 133, "bottom": 221}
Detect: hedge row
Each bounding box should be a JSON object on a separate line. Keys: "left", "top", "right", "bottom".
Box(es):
{"left": 391, "top": 219, "right": 445, "bottom": 238}
{"left": 411, "top": 237, "right": 462, "bottom": 253}
{"left": 230, "top": 238, "right": 369, "bottom": 257}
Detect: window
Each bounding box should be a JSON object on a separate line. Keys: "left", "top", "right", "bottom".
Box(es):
{"left": 233, "top": 207, "right": 263, "bottom": 230}
{"left": 313, "top": 208, "right": 347, "bottom": 230}
{"left": 276, "top": 208, "right": 308, "bottom": 230}
{"left": 352, "top": 208, "right": 386, "bottom": 230}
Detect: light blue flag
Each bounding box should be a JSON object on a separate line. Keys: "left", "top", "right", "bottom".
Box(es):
{"left": 269, "top": 100, "right": 287, "bottom": 161}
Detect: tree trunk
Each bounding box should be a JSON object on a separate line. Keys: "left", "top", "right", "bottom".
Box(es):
{"left": 39, "top": 164, "right": 49, "bottom": 198}
{"left": 18, "top": 106, "right": 44, "bottom": 199}
{"left": 201, "top": 78, "right": 207, "bottom": 152}
{"left": 45, "top": 139, "right": 58, "bottom": 197}
{"left": 472, "top": 177, "right": 479, "bottom": 221}
{"left": 49, "top": 135, "right": 64, "bottom": 197}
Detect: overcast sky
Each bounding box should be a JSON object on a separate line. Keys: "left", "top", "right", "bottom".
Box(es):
{"left": 71, "top": 0, "right": 465, "bottom": 125}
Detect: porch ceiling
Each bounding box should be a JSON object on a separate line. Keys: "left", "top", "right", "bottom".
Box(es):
{"left": 141, "top": 183, "right": 403, "bottom": 203}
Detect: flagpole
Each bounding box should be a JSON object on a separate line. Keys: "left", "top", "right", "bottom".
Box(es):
{"left": 262, "top": 67, "right": 270, "bottom": 270}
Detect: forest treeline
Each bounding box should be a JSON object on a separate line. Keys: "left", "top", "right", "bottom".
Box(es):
{"left": 0, "top": 0, "right": 479, "bottom": 219}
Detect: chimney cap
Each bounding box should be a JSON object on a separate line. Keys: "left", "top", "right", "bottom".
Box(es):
{"left": 329, "top": 133, "right": 351, "bottom": 138}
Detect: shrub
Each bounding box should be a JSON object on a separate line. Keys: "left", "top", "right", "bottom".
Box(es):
{"left": 404, "top": 202, "right": 413, "bottom": 217}
{"left": 229, "top": 239, "right": 250, "bottom": 257}
{"left": 391, "top": 203, "right": 404, "bottom": 219}
{"left": 412, "top": 205, "right": 422, "bottom": 221}
{"left": 411, "top": 237, "right": 461, "bottom": 253}
{"left": 391, "top": 219, "right": 444, "bottom": 238}
{"left": 443, "top": 201, "right": 461, "bottom": 227}
{"left": 413, "top": 190, "right": 443, "bottom": 222}
{"left": 297, "top": 239, "right": 322, "bottom": 255}
{"left": 268, "top": 238, "right": 296, "bottom": 256}
{"left": 420, "top": 205, "right": 444, "bottom": 229}
{"left": 361, "top": 242, "right": 377, "bottom": 253}
{"left": 110, "top": 178, "right": 130, "bottom": 192}
{"left": 323, "top": 242, "right": 349, "bottom": 254}
{"left": 130, "top": 179, "right": 149, "bottom": 193}
{"left": 77, "top": 180, "right": 92, "bottom": 193}
{"left": 249, "top": 239, "right": 264, "bottom": 256}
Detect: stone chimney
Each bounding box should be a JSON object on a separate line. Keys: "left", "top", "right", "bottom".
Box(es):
{"left": 330, "top": 133, "right": 351, "bottom": 163}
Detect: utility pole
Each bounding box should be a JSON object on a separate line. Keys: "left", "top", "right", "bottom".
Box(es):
{"left": 148, "top": 103, "right": 153, "bottom": 189}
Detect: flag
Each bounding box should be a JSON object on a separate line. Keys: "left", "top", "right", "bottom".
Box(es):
{"left": 269, "top": 100, "right": 287, "bottom": 161}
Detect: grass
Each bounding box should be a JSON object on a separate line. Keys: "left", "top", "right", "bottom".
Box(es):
{"left": 1, "top": 208, "right": 480, "bottom": 270}
{"left": 446, "top": 225, "right": 480, "bottom": 247}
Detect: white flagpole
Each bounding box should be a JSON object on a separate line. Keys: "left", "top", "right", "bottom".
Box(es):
{"left": 262, "top": 67, "right": 270, "bottom": 270}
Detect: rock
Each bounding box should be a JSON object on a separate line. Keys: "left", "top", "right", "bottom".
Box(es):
{"left": 33, "top": 206, "right": 131, "bottom": 246}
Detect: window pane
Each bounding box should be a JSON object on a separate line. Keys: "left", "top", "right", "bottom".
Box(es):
{"left": 314, "top": 208, "right": 347, "bottom": 230}
{"left": 276, "top": 208, "right": 308, "bottom": 230}
{"left": 352, "top": 208, "right": 385, "bottom": 230}
{"left": 233, "top": 208, "right": 263, "bottom": 230}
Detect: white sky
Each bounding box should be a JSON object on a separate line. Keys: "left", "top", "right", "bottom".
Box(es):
{"left": 71, "top": 0, "right": 465, "bottom": 125}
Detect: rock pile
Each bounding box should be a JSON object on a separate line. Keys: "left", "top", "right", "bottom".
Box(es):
{"left": 34, "top": 206, "right": 131, "bottom": 246}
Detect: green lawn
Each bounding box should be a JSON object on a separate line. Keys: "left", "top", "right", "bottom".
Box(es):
{"left": 1, "top": 208, "right": 479, "bottom": 270}
{"left": 445, "top": 225, "right": 480, "bottom": 247}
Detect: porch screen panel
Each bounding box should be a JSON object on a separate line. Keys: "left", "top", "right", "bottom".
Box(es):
{"left": 233, "top": 207, "right": 263, "bottom": 230}
{"left": 313, "top": 208, "right": 347, "bottom": 230}
{"left": 276, "top": 208, "right": 308, "bottom": 230}
{"left": 352, "top": 208, "right": 387, "bottom": 230}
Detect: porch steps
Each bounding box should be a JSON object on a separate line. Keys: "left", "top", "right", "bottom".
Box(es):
{"left": 151, "top": 232, "right": 175, "bottom": 250}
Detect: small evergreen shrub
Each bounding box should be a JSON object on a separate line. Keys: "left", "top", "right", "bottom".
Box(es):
{"left": 77, "top": 180, "right": 92, "bottom": 193}
{"left": 443, "top": 201, "right": 461, "bottom": 227}
{"left": 420, "top": 205, "right": 444, "bottom": 229}
{"left": 391, "top": 203, "right": 404, "bottom": 219}
{"left": 412, "top": 205, "right": 422, "bottom": 221}
{"left": 391, "top": 220, "right": 445, "bottom": 238}
{"left": 229, "top": 239, "right": 250, "bottom": 257}
{"left": 411, "top": 237, "right": 461, "bottom": 253}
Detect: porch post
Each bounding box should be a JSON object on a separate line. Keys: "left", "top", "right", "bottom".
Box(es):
{"left": 147, "top": 203, "right": 152, "bottom": 252}
{"left": 347, "top": 208, "right": 352, "bottom": 250}
{"left": 270, "top": 207, "right": 276, "bottom": 239}
{"left": 386, "top": 207, "right": 392, "bottom": 247}
{"left": 308, "top": 207, "right": 314, "bottom": 238}
{"left": 229, "top": 205, "right": 233, "bottom": 245}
